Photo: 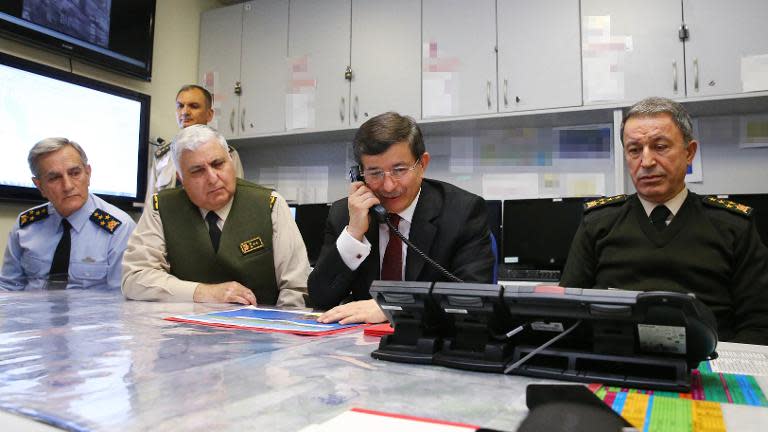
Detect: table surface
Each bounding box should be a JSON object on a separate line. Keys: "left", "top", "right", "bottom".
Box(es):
{"left": 0, "top": 289, "right": 766, "bottom": 431}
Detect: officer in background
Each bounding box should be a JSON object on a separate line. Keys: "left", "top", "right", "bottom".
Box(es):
{"left": 0, "top": 138, "right": 136, "bottom": 290}
{"left": 560, "top": 96, "right": 768, "bottom": 345}
{"left": 145, "top": 84, "right": 244, "bottom": 203}
{"left": 123, "top": 125, "right": 308, "bottom": 306}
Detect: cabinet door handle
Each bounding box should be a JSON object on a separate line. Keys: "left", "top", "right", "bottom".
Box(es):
{"left": 241, "top": 108, "right": 246, "bottom": 131}
{"left": 353, "top": 95, "right": 359, "bottom": 122}
{"left": 503, "top": 79, "right": 508, "bottom": 107}
{"left": 694, "top": 58, "right": 699, "bottom": 92}
{"left": 229, "top": 109, "right": 235, "bottom": 133}
{"left": 486, "top": 80, "right": 492, "bottom": 109}
{"left": 340, "top": 97, "right": 346, "bottom": 122}
{"left": 673, "top": 60, "right": 678, "bottom": 93}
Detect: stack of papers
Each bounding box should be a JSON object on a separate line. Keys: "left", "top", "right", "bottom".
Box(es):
{"left": 363, "top": 323, "right": 394, "bottom": 337}
{"left": 166, "top": 306, "right": 365, "bottom": 336}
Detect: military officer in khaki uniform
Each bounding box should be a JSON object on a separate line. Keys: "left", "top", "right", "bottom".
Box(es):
{"left": 145, "top": 84, "right": 244, "bottom": 204}
{"left": 122, "top": 125, "right": 309, "bottom": 306}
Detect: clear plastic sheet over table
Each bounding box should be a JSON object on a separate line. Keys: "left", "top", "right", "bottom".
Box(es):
{"left": 0, "top": 289, "right": 531, "bottom": 431}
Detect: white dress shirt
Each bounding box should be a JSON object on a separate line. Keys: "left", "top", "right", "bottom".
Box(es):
{"left": 336, "top": 189, "right": 422, "bottom": 280}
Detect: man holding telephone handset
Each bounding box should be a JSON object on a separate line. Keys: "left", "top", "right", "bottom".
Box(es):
{"left": 308, "top": 112, "right": 495, "bottom": 324}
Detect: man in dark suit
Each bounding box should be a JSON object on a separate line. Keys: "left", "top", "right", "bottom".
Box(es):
{"left": 308, "top": 112, "right": 494, "bottom": 324}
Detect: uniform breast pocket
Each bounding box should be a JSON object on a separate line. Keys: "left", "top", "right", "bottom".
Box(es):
{"left": 20, "top": 254, "right": 49, "bottom": 277}
{"left": 69, "top": 261, "right": 109, "bottom": 286}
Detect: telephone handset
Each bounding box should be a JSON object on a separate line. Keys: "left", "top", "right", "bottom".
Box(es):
{"left": 349, "top": 165, "right": 388, "bottom": 223}
{"left": 347, "top": 165, "right": 462, "bottom": 283}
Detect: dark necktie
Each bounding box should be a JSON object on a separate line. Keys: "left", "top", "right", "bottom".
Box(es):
{"left": 381, "top": 213, "right": 403, "bottom": 281}
{"left": 49, "top": 219, "right": 72, "bottom": 281}
{"left": 650, "top": 205, "right": 671, "bottom": 231}
{"left": 206, "top": 211, "right": 222, "bottom": 252}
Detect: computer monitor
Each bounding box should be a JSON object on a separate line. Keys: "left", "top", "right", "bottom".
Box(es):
{"left": 294, "top": 203, "right": 330, "bottom": 266}
{"left": 288, "top": 204, "right": 297, "bottom": 220}
{"left": 726, "top": 193, "right": 768, "bottom": 247}
{"left": 485, "top": 199, "right": 503, "bottom": 263}
{"left": 502, "top": 198, "right": 586, "bottom": 270}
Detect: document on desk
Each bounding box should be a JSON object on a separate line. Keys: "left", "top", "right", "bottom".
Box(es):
{"left": 707, "top": 350, "right": 768, "bottom": 376}
{"left": 165, "top": 306, "right": 364, "bottom": 336}
{"left": 298, "top": 407, "right": 479, "bottom": 432}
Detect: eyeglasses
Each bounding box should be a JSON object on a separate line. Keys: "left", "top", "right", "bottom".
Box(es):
{"left": 363, "top": 159, "right": 421, "bottom": 184}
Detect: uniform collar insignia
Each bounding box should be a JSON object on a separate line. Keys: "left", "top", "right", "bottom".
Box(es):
{"left": 583, "top": 194, "right": 628, "bottom": 212}
{"left": 703, "top": 196, "right": 752, "bottom": 217}
{"left": 154, "top": 141, "right": 171, "bottom": 158}
{"left": 19, "top": 205, "right": 50, "bottom": 228}
{"left": 89, "top": 208, "right": 123, "bottom": 234}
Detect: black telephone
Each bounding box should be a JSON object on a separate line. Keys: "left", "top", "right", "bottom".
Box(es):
{"left": 349, "top": 165, "right": 388, "bottom": 223}
{"left": 348, "top": 165, "right": 462, "bottom": 283}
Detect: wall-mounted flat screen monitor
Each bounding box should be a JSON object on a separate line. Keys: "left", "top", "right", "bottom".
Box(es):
{"left": 0, "top": 52, "right": 149, "bottom": 206}
{"left": 0, "top": 0, "right": 156, "bottom": 80}
{"left": 502, "top": 198, "right": 586, "bottom": 270}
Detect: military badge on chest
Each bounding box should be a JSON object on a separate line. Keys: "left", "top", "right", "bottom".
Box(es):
{"left": 240, "top": 237, "right": 265, "bottom": 255}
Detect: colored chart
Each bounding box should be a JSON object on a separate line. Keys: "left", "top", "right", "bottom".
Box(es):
{"left": 589, "top": 367, "right": 767, "bottom": 431}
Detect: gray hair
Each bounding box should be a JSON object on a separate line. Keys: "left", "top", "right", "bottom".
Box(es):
{"left": 621, "top": 97, "right": 695, "bottom": 146}
{"left": 171, "top": 124, "right": 230, "bottom": 177}
{"left": 28, "top": 138, "right": 89, "bottom": 178}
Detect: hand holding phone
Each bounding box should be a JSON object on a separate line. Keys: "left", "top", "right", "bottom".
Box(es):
{"left": 349, "top": 166, "right": 387, "bottom": 224}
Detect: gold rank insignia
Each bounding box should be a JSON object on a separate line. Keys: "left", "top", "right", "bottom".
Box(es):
{"left": 703, "top": 196, "right": 752, "bottom": 217}
{"left": 89, "top": 209, "right": 123, "bottom": 234}
{"left": 583, "top": 194, "right": 628, "bottom": 212}
{"left": 240, "top": 237, "right": 265, "bottom": 255}
{"left": 152, "top": 193, "right": 159, "bottom": 211}
{"left": 154, "top": 141, "right": 171, "bottom": 158}
{"left": 19, "top": 205, "right": 49, "bottom": 228}
{"left": 269, "top": 195, "right": 277, "bottom": 210}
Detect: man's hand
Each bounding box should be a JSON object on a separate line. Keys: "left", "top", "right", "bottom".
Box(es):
{"left": 347, "top": 181, "right": 381, "bottom": 241}
{"left": 193, "top": 281, "right": 257, "bottom": 305}
{"left": 317, "top": 299, "right": 387, "bottom": 324}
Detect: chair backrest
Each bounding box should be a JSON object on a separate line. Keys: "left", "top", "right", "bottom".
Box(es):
{"left": 490, "top": 232, "right": 499, "bottom": 284}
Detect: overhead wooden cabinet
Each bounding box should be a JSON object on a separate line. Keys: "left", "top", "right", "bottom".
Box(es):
{"left": 240, "top": 0, "right": 290, "bottom": 134}
{"left": 198, "top": 4, "right": 243, "bottom": 138}
{"left": 422, "top": 0, "right": 498, "bottom": 118}
{"left": 683, "top": 0, "right": 768, "bottom": 97}
{"left": 580, "top": 0, "right": 684, "bottom": 104}
{"left": 199, "top": 0, "right": 289, "bottom": 137}
{"left": 349, "top": 0, "right": 421, "bottom": 126}
{"left": 287, "top": 0, "right": 351, "bottom": 131}
{"left": 497, "top": 0, "right": 582, "bottom": 112}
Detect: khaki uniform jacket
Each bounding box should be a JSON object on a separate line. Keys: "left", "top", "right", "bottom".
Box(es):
{"left": 122, "top": 190, "right": 309, "bottom": 307}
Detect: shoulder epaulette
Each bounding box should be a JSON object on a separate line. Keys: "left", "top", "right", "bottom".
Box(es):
{"left": 583, "top": 194, "right": 628, "bottom": 213}
{"left": 269, "top": 195, "right": 277, "bottom": 209}
{"left": 89, "top": 209, "right": 123, "bottom": 234}
{"left": 152, "top": 193, "right": 159, "bottom": 211}
{"left": 19, "top": 205, "right": 49, "bottom": 228}
{"left": 154, "top": 141, "right": 171, "bottom": 158}
{"left": 703, "top": 196, "right": 752, "bottom": 217}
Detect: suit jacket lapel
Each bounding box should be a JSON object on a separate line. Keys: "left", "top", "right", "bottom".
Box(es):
{"left": 405, "top": 181, "right": 440, "bottom": 280}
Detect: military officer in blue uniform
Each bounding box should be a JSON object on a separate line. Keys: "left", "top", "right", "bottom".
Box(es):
{"left": 0, "top": 138, "right": 136, "bottom": 290}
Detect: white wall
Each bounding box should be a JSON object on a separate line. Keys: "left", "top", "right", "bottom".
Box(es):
{"left": 0, "top": 0, "right": 221, "bottom": 252}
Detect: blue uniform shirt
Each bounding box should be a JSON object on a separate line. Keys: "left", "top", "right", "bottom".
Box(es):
{"left": 0, "top": 194, "right": 136, "bottom": 290}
